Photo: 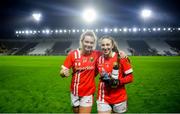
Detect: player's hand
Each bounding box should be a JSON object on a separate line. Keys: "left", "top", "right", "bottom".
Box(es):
{"left": 110, "top": 79, "right": 119, "bottom": 88}
{"left": 119, "top": 50, "right": 128, "bottom": 58}
{"left": 63, "top": 69, "right": 70, "bottom": 77}
{"left": 60, "top": 69, "right": 70, "bottom": 77}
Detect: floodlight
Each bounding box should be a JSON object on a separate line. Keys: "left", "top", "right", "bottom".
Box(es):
{"left": 153, "top": 28, "right": 156, "bottom": 31}
{"left": 141, "top": 9, "right": 152, "bottom": 19}
{"left": 143, "top": 28, "right": 147, "bottom": 32}
{"left": 113, "top": 28, "right": 118, "bottom": 32}
{"left": 123, "top": 28, "right": 127, "bottom": 32}
{"left": 64, "top": 30, "right": 67, "bottom": 33}
{"left": 133, "top": 28, "right": 137, "bottom": 32}
{"left": 104, "top": 28, "right": 108, "bottom": 33}
{"left": 72, "top": 29, "right": 76, "bottom": 33}
{"left": 33, "top": 31, "right": 37, "bottom": 34}
{"left": 29, "top": 30, "right": 33, "bottom": 34}
{"left": 42, "top": 30, "right": 45, "bottom": 34}
{"left": 55, "top": 30, "right": 58, "bottom": 33}
{"left": 32, "top": 13, "right": 42, "bottom": 22}
{"left": 46, "top": 29, "right": 50, "bottom": 34}
{"left": 59, "top": 30, "right": 62, "bottom": 33}
{"left": 25, "top": 30, "right": 29, "bottom": 34}
{"left": 95, "top": 29, "right": 98, "bottom": 32}
{"left": 82, "top": 8, "right": 97, "bottom": 23}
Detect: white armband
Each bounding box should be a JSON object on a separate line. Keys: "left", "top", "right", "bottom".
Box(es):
{"left": 124, "top": 68, "right": 133, "bottom": 75}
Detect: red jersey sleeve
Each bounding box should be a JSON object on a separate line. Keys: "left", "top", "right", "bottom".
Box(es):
{"left": 62, "top": 51, "right": 74, "bottom": 69}
{"left": 119, "top": 58, "right": 133, "bottom": 85}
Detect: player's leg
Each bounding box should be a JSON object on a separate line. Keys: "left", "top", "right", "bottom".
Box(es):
{"left": 97, "top": 100, "right": 112, "bottom": 114}
{"left": 71, "top": 93, "right": 80, "bottom": 113}
{"left": 112, "top": 100, "right": 127, "bottom": 113}
{"left": 79, "top": 106, "right": 92, "bottom": 113}
{"left": 98, "top": 110, "right": 111, "bottom": 114}
{"left": 72, "top": 106, "right": 79, "bottom": 113}
{"left": 79, "top": 94, "right": 93, "bottom": 113}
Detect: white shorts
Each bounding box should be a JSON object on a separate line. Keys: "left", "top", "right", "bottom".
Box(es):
{"left": 97, "top": 100, "right": 127, "bottom": 113}
{"left": 71, "top": 93, "right": 93, "bottom": 107}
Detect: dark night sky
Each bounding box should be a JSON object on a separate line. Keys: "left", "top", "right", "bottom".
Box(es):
{"left": 0, "top": 0, "right": 180, "bottom": 37}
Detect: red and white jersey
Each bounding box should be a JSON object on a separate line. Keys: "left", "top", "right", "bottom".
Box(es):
{"left": 62, "top": 49, "right": 101, "bottom": 97}
{"left": 97, "top": 52, "right": 133, "bottom": 104}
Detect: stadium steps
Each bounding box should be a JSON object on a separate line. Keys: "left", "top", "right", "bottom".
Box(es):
{"left": 127, "top": 40, "right": 151, "bottom": 56}
{"left": 28, "top": 42, "right": 55, "bottom": 55}
{"left": 165, "top": 40, "right": 180, "bottom": 50}
{"left": 51, "top": 41, "right": 71, "bottom": 55}
{"left": 0, "top": 41, "right": 25, "bottom": 55}
{"left": 69, "top": 40, "right": 79, "bottom": 50}
{"left": 146, "top": 40, "right": 177, "bottom": 55}
{"left": 15, "top": 42, "right": 38, "bottom": 55}
{"left": 116, "top": 39, "right": 131, "bottom": 56}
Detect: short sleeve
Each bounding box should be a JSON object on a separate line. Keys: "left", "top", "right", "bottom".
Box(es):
{"left": 120, "top": 58, "right": 133, "bottom": 75}
{"left": 62, "top": 51, "right": 74, "bottom": 69}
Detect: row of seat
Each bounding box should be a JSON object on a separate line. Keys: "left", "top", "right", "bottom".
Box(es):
{"left": 0, "top": 40, "right": 179, "bottom": 56}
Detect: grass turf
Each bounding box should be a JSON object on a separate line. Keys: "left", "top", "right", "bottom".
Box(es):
{"left": 0, "top": 56, "right": 180, "bottom": 113}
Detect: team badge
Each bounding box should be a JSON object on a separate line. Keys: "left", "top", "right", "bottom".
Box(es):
{"left": 90, "top": 57, "right": 94, "bottom": 62}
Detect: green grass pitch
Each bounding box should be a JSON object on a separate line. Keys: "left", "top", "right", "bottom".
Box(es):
{"left": 0, "top": 56, "right": 180, "bottom": 113}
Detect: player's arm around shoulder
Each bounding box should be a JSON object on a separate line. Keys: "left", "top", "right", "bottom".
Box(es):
{"left": 119, "top": 50, "right": 128, "bottom": 59}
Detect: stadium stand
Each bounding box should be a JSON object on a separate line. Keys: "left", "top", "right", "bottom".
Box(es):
{"left": 1, "top": 31, "right": 180, "bottom": 56}
{"left": 166, "top": 40, "right": 180, "bottom": 50}
{"left": 69, "top": 40, "right": 79, "bottom": 50}
{"left": 50, "top": 41, "right": 71, "bottom": 55}
{"left": 15, "top": 42, "right": 38, "bottom": 55}
{"left": 166, "top": 40, "right": 180, "bottom": 55}
{"left": 145, "top": 40, "right": 178, "bottom": 55}
{"left": 0, "top": 41, "right": 25, "bottom": 55}
{"left": 127, "top": 40, "right": 151, "bottom": 56}
{"left": 116, "top": 39, "right": 131, "bottom": 55}
{"left": 28, "top": 42, "right": 55, "bottom": 55}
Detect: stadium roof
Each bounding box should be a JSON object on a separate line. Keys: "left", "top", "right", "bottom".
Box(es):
{"left": 0, "top": 0, "right": 180, "bottom": 38}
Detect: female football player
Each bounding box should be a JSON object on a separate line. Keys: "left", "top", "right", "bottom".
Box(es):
{"left": 97, "top": 36, "right": 133, "bottom": 113}
{"left": 60, "top": 31, "right": 127, "bottom": 113}
{"left": 60, "top": 30, "right": 100, "bottom": 113}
